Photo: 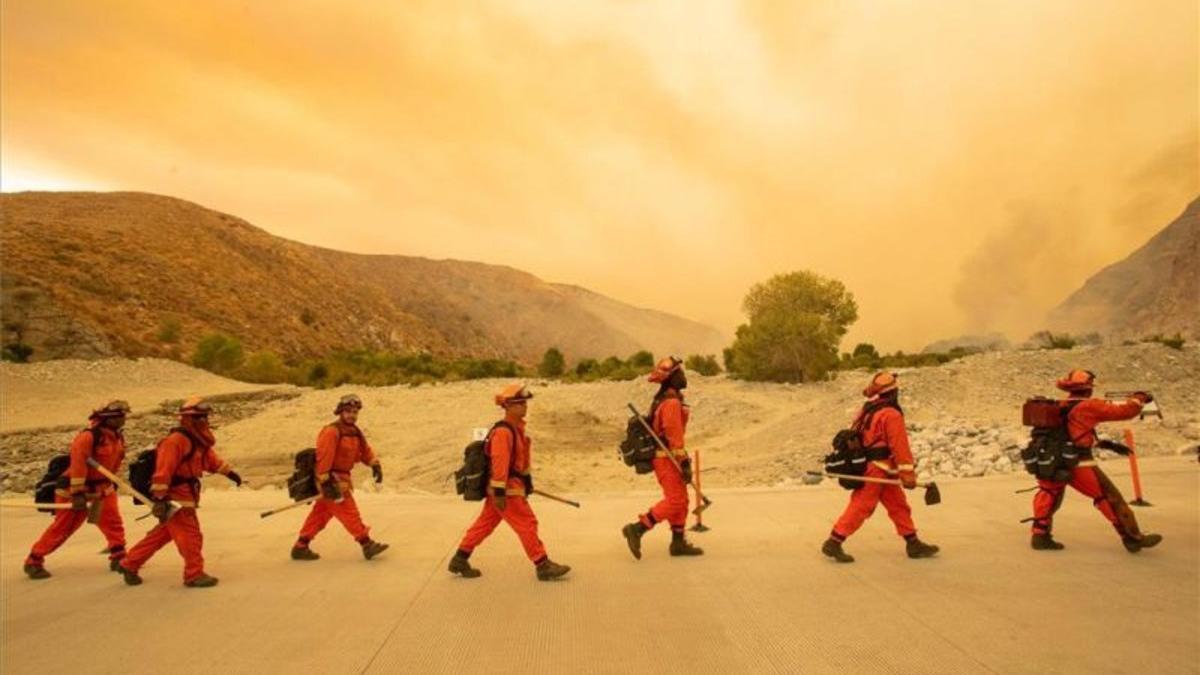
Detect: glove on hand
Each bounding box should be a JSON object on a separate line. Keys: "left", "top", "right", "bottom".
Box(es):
{"left": 226, "top": 470, "right": 243, "bottom": 487}
{"left": 71, "top": 493, "right": 88, "bottom": 511}
{"left": 372, "top": 464, "right": 383, "bottom": 484}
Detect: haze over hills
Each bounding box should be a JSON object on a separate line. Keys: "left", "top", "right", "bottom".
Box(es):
{"left": 0, "top": 192, "right": 727, "bottom": 363}
{"left": 1049, "top": 197, "right": 1199, "bottom": 339}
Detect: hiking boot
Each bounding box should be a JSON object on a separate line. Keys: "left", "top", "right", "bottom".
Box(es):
{"left": 906, "top": 537, "right": 939, "bottom": 559}
{"left": 1123, "top": 533, "right": 1163, "bottom": 553}
{"left": 120, "top": 567, "right": 143, "bottom": 586}
{"left": 291, "top": 546, "right": 320, "bottom": 561}
{"left": 535, "top": 559, "right": 571, "bottom": 581}
{"left": 109, "top": 558, "right": 125, "bottom": 572}
{"left": 185, "top": 573, "right": 219, "bottom": 588}
{"left": 23, "top": 564, "right": 50, "bottom": 580}
{"left": 1031, "top": 533, "right": 1065, "bottom": 551}
{"left": 448, "top": 554, "right": 481, "bottom": 578}
{"left": 821, "top": 538, "right": 855, "bottom": 563}
{"left": 622, "top": 522, "right": 647, "bottom": 560}
{"left": 361, "top": 540, "right": 389, "bottom": 560}
{"left": 668, "top": 535, "right": 704, "bottom": 557}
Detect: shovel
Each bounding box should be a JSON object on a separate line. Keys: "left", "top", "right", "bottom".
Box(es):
{"left": 805, "top": 471, "right": 942, "bottom": 506}
{"left": 531, "top": 489, "right": 581, "bottom": 508}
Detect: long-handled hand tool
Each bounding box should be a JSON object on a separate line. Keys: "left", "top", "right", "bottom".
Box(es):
{"left": 260, "top": 496, "right": 318, "bottom": 519}
{"left": 805, "top": 470, "right": 941, "bottom": 506}
{"left": 0, "top": 502, "right": 74, "bottom": 510}
{"left": 531, "top": 489, "right": 580, "bottom": 508}
{"left": 690, "top": 449, "right": 710, "bottom": 532}
{"left": 627, "top": 403, "right": 711, "bottom": 515}
{"left": 86, "top": 457, "right": 181, "bottom": 520}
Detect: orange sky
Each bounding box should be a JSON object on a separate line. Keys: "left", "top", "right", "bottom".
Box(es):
{"left": 2, "top": 1, "right": 1196, "bottom": 351}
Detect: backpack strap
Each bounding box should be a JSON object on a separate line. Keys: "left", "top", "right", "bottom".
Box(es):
{"left": 486, "top": 421, "right": 520, "bottom": 483}
{"left": 1060, "top": 399, "right": 1091, "bottom": 446}
{"left": 165, "top": 427, "right": 206, "bottom": 488}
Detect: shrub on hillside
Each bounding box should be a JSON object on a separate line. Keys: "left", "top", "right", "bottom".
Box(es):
{"left": 1143, "top": 334, "right": 1186, "bottom": 350}
{"left": 157, "top": 317, "right": 182, "bottom": 343}
{"left": 627, "top": 351, "right": 655, "bottom": 369}
{"left": 539, "top": 347, "right": 566, "bottom": 377}
{"left": 685, "top": 354, "right": 721, "bottom": 376}
{"left": 192, "top": 333, "right": 244, "bottom": 373}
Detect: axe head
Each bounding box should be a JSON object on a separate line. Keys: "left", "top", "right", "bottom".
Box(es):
{"left": 923, "top": 482, "right": 942, "bottom": 506}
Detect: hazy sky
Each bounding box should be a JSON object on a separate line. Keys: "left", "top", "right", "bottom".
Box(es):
{"left": 2, "top": 1, "right": 1196, "bottom": 351}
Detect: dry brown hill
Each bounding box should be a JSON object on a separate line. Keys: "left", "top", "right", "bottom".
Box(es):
{"left": 1049, "top": 197, "right": 1199, "bottom": 339}
{"left": 0, "top": 192, "right": 726, "bottom": 363}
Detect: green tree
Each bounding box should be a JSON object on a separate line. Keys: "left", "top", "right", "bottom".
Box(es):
{"left": 627, "top": 350, "right": 655, "bottom": 369}
{"left": 685, "top": 354, "right": 721, "bottom": 376}
{"left": 726, "top": 271, "right": 858, "bottom": 382}
{"left": 538, "top": 347, "right": 566, "bottom": 377}
{"left": 192, "top": 333, "right": 245, "bottom": 374}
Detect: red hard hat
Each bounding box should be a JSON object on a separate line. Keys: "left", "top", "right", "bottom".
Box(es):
{"left": 91, "top": 400, "right": 131, "bottom": 418}
{"left": 179, "top": 396, "right": 213, "bottom": 416}
{"left": 334, "top": 393, "right": 363, "bottom": 414}
{"left": 863, "top": 372, "right": 898, "bottom": 398}
{"left": 648, "top": 356, "right": 683, "bottom": 383}
{"left": 1056, "top": 369, "right": 1096, "bottom": 393}
{"left": 495, "top": 383, "right": 533, "bottom": 407}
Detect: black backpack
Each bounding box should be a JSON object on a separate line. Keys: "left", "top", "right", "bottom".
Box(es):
{"left": 619, "top": 396, "right": 674, "bottom": 474}
{"left": 823, "top": 400, "right": 899, "bottom": 490}
{"left": 129, "top": 428, "right": 202, "bottom": 505}
{"left": 288, "top": 448, "right": 319, "bottom": 501}
{"left": 1020, "top": 399, "right": 1085, "bottom": 482}
{"left": 455, "top": 422, "right": 514, "bottom": 501}
{"left": 34, "top": 427, "right": 102, "bottom": 513}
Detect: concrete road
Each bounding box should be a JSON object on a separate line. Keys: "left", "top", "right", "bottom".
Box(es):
{"left": 2, "top": 458, "right": 1196, "bottom": 674}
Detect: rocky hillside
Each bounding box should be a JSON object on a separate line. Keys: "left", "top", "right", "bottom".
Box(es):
{"left": 0, "top": 192, "right": 726, "bottom": 363}
{"left": 1049, "top": 197, "right": 1199, "bottom": 339}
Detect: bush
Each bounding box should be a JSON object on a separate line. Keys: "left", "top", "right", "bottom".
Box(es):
{"left": 685, "top": 354, "right": 721, "bottom": 376}
{"left": 1142, "top": 333, "right": 1186, "bottom": 350}
{"left": 538, "top": 347, "right": 566, "bottom": 378}
{"left": 627, "top": 350, "right": 655, "bottom": 369}
{"left": 192, "top": 333, "right": 245, "bottom": 373}
{"left": 1, "top": 342, "right": 33, "bottom": 362}
{"left": 239, "top": 350, "right": 289, "bottom": 383}
{"left": 299, "top": 309, "right": 316, "bottom": 326}
{"left": 726, "top": 271, "right": 858, "bottom": 382}
{"left": 1028, "top": 331, "right": 1077, "bottom": 350}
{"left": 157, "top": 317, "right": 182, "bottom": 343}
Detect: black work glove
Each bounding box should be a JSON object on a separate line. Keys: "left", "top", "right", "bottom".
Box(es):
{"left": 372, "top": 464, "right": 383, "bottom": 484}
{"left": 520, "top": 474, "right": 533, "bottom": 494}
{"left": 1132, "top": 391, "right": 1154, "bottom": 404}
{"left": 225, "top": 470, "right": 243, "bottom": 487}
{"left": 321, "top": 480, "right": 342, "bottom": 501}
{"left": 151, "top": 499, "right": 171, "bottom": 524}
{"left": 679, "top": 458, "right": 693, "bottom": 484}
{"left": 494, "top": 493, "right": 508, "bottom": 512}
{"left": 1097, "top": 439, "right": 1132, "bottom": 456}
{"left": 70, "top": 493, "right": 88, "bottom": 511}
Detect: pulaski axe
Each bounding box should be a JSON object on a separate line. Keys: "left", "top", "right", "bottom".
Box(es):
{"left": 805, "top": 471, "right": 942, "bottom": 506}
{"left": 627, "top": 403, "right": 711, "bottom": 515}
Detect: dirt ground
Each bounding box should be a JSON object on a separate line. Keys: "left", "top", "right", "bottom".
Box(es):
{"left": 0, "top": 457, "right": 1196, "bottom": 674}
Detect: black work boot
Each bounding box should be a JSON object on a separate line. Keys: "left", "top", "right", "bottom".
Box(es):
{"left": 185, "top": 573, "right": 219, "bottom": 588}
{"left": 360, "top": 540, "right": 389, "bottom": 560}
{"left": 668, "top": 530, "right": 704, "bottom": 556}
{"left": 1031, "top": 533, "right": 1065, "bottom": 551}
{"left": 109, "top": 557, "right": 125, "bottom": 572}
{"left": 905, "top": 536, "right": 940, "bottom": 559}
{"left": 1123, "top": 533, "right": 1163, "bottom": 553}
{"left": 622, "top": 522, "right": 648, "bottom": 560}
{"left": 120, "top": 567, "right": 143, "bottom": 586}
{"left": 448, "top": 551, "right": 481, "bottom": 578}
{"left": 535, "top": 558, "right": 571, "bottom": 581}
{"left": 821, "top": 538, "right": 855, "bottom": 563}
{"left": 23, "top": 563, "right": 51, "bottom": 580}
{"left": 291, "top": 546, "right": 320, "bottom": 561}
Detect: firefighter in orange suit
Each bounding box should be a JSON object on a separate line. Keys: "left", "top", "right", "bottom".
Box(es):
{"left": 291, "top": 393, "right": 389, "bottom": 561}
{"left": 119, "top": 398, "right": 242, "bottom": 588}
{"left": 822, "top": 373, "right": 939, "bottom": 563}
{"left": 448, "top": 384, "right": 571, "bottom": 581}
{"left": 622, "top": 357, "right": 704, "bottom": 559}
{"left": 24, "top": 400, "right": 131, "bottom": 579}
{"left": 1029, "top": 369, "right": 1162, "bottom": 553}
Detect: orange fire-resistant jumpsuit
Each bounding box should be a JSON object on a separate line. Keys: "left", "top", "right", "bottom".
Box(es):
{"left": 831, "top": 403, "right": 918, "bottom": 541}
{"left": 121, "top": 425, "right": 232, "bottom": 583}
{"left": 295, "top": 423, "right": 379, "bottom": 548}
{"left": 1030, "top": 396, "right": 1143, "bottom": 536}
{"left": 457, "top": 418, "right": 548, "bottom": 564}
{"left": 638, "top": 390, "right": 691, "bottom": 534}
{"left": 26, "top": 424, "right": 127, "bottom": 569}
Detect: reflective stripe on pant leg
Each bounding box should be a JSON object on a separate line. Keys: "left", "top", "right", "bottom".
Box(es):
{"left": 879, "top": 483, "right": 917, "bottom": 537}
{"left": 501, "top": 496, "right": 547, "bottom": 563}
{"left": 27, "top": 499, "right": 88, "bottom": 562}
{"left": 94, "top": 492, "right": 126, "bottom": 559}
{"left": 458, "top": 497, "right": 504, "bottom": 553}
{"left": 168, "top": 510, "right": 206, "bottom": 583}
{"left": 832, "top": 465, "right": 886, "bottom": 539}
{"left": 297, "top": 497, "right": 335, "bottom": 544}
{"left": 330, "top": 493, "right": 370, "bottom": 541}
{"left": 122, "top": 522, "right": 174, "bottom": 572}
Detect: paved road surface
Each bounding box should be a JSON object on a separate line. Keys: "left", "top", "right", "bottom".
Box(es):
{"left": 2, "top": 458, "right": 1196, "bottom": 674}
